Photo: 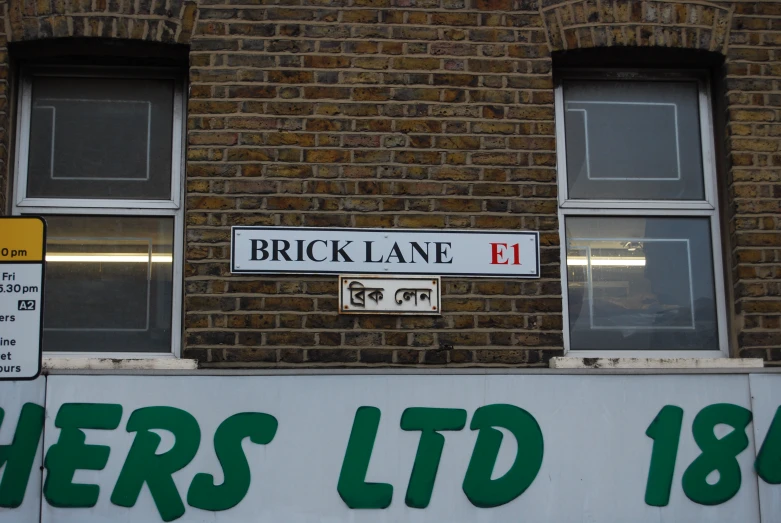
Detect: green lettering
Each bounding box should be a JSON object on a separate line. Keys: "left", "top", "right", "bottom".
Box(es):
{"left": 337, "top": 406, "right": 393, "bottom": 509}
{"left": 400, "top": 407, "right": 466, "bottom": 508}
{"left": 462, "top": 404, "right": 544, "bottom": 508}
{"left": 187, "top": 412, "right": 278, "bottom": 511}
{"left": 644, "top": 405, "right": 684, "bottom": 507}
{"left": 756, "top": 406, "right": 781, "bottom": 484}
{"left": 43, "top": 403, "right": 123, "bottom": 508}
{"left": 0, "top": 403, "right": 45, "bottom": 508}
{"left": 111, "top": 407, "right": 201, "bottom": 522}
{"left": 682, "top": 403, "right": 752, "bottom": 505}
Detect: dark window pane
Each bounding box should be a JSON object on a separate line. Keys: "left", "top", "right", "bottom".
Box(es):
{"left": 41, "top": 216, "right": 174, "bottom": 353}
{"left": 566, "top": 217, "right": 718, "bottom": 351}
{"left": 27, "top": 76, "right": 174, "bottom": 200}
{"left": 563, "top": 80, "right": 705, "bottom": 200}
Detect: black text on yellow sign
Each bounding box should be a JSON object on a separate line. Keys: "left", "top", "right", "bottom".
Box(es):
{"left": 0, "top": 216, "right": 45, "bottom": 381}
{"left": 0, "top": 217, "right": 45, "bottom": 262}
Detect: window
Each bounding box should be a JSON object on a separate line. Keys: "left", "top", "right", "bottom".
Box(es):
{"left": 555, "top": 70, "right": 727, "bottom": 357}
{"left": 13, "top": 66, "right": 184, "bottom": 356}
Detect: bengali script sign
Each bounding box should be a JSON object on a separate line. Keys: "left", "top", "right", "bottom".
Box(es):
{"left": 338, "top": 276, "right": 440, "bottom": 314}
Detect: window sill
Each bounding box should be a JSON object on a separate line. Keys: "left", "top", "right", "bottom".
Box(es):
{"left": 550, "top": 357, "right": 764, "bottom": 370}
{"left": 43, "top": 357, "right": 198, "bottom": 371}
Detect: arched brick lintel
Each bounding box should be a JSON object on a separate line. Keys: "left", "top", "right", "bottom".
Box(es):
{"left": 540, "top": 0, "right": 733, "bottom": 54}
{"left": 5, "top": 0, "right": 197, "bottom": 44}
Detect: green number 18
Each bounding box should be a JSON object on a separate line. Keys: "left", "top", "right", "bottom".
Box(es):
{"left": 645, "top": 403, "right": 753, "bottom": 507}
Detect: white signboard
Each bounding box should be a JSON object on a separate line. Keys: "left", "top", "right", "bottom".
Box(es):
{"left": 231, "top": 227, "right": 540, "bottom": 278}
{"left": 339, "top": 275, "right": 441, "bottom": 314}
{"left": 0, "top": 373, "right": 772, "bottom": 522}
{"left": 750, "top": 374, "right": 781, "bottom": 523}
{"left": 0, "top": 378, "right": 45, "bottom": 523}
{"left": 0, "top": 217, "right": 45, "bottom": 380}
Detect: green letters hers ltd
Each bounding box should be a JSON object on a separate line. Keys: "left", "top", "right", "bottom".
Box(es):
{"left": 0, "top": 402, "right": 779, "bottom": 521}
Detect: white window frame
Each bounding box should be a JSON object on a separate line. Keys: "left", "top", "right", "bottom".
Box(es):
{"left": 12, "top": 65, "right": 185, "bottom": 359}
{"left": 555, "top": 69, "right": 729, "bottom": 358}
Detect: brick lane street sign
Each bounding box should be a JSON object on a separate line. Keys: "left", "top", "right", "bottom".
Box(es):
{"left": 231, "top": 227, "right": 540, "bottom": 278}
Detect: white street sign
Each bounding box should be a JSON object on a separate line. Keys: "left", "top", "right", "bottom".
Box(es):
{"left": 231, "top": 227, "right": 540, "bottom": 278}
{"left": 0, "top": 217, "right": 45, "bottom": 380}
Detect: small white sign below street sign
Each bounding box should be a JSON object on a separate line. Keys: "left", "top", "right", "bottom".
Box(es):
{"left": 338, "top": 275, "right": 441, "bottom": 315}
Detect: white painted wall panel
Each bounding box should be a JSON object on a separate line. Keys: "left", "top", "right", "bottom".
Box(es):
{"left": 750, "top": 373, "right": 781, "bottom": 523}
{"left": 0, "top": 377, "right": 45, "bottom": 523}
{"left": 35, "top": 374, "right": 766, "bottom": 523}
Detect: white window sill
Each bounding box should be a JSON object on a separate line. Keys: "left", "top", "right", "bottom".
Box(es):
{"left": 550, "top": 357, "right": 764, "bottom": 370}
{"left": 43, "top": 357, "right": 198, "bottom": 371}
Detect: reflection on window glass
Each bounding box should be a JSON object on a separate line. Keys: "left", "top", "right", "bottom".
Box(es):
{"left": 27, "top": 76, "right": 174, "bottom": 200}
{"left": 42, "top": 216, "right": 174, "bottom": 353}
{"left": 563, "top": 80, "right": 705, "bottom": 200}
{"left": 566, "top": 217, "right": 718, "bottom": 351}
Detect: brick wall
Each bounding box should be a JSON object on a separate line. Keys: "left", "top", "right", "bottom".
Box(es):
{"left": 1, "top": 0, "right": 780, "bottom": 366}
{"left": 0, "top": 4, "right": 8, "bottom": 214}
{"left": 724, "top": 2, "right": 781, "bottom": 363}
{"left": 184, "top": 0, "right": 566, "bottom": 366}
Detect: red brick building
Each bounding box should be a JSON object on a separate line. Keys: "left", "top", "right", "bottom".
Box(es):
{"left": 1, "top": 0, "right": 779, "bottom": 367}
